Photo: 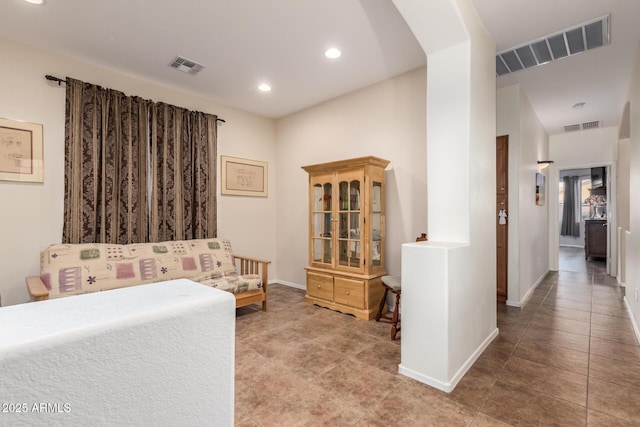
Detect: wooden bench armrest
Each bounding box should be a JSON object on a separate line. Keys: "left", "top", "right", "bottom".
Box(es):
{"left": 234, "top": 255, "right": 270, "bottom": 311}
{"left": 233, "top": 255, "right": 271, "bottom": 265}
{"left": 26, "top": 275, "right": 50, "bottom": 301}
{"left": 234, "top": 255, "right": 270, "bottom": 281}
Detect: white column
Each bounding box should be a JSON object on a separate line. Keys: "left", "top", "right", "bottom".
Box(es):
{"left": 393, "top": 0, "right": 498, "bottom": 392}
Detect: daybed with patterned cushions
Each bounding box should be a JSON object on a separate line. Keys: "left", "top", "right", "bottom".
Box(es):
{"left": 25, "top": 238, "right": 270, "bottom": 310}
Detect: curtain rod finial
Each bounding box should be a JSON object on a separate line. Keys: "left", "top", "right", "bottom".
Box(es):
{"left": 45, "top": 74, "right": 66, "bottom": 86}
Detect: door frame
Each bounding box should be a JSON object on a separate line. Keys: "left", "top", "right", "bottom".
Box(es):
{"left": 496, "top": 135, "right": 509, "bottom": 302}
{"left": 549, "top": 161, "right": 617, "bottom": 276}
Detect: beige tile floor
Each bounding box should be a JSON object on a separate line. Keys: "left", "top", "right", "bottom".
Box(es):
{"left": 234, "top": 251, "right": 640, "bottom": 426}
{"left": 559, "top": 246, "right": 604, "bottom": 274}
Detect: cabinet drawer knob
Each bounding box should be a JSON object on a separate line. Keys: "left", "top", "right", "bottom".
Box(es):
{"left": 317, "top": 285, "right": 321, "bottom": 289}
{"left": 345, "top": 290, "right": 350, "bottom": 295}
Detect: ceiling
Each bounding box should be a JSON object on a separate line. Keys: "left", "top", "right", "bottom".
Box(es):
{"left": 473, "top": 0, "right": 640, "bottom": 135}
{"left": 1, "top": 0, "right": 639, "bottom": 136}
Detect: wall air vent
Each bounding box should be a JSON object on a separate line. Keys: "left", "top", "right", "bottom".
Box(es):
{"left": 496, "top": 15, "right": 610, "bottom": 76}
{"left": 563, "top": 121, "right": 600, "bottom": 132}
{"left": 169, "top": 56, "right": 205, "bottom": 75}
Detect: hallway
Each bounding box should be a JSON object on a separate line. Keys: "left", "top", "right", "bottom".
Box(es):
{"left": 477, "top": 247, "right": 640, "bottom": 424}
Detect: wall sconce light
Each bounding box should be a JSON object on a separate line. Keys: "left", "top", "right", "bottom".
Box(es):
{"left": 537, "top": 160, "right": 554, "bottom": 170}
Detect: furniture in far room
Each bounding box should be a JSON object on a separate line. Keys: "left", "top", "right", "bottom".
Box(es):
{"left": 585, "top": 219, "right": 607, "bottom": 260}
{"left": 302, "top": 156, "right": 389, "bottom": 320}
{"left": 25, "top": 238, "right": 269, "bottom": 310}
{"left": 376, "top": 275, "right": 402, "bottom": 340}
{"left": 375, "top": 234, "right": 426, "bottom": 339}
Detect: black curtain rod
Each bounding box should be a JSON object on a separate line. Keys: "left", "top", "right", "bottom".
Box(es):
{"left": 45, "top": 74, "right": 66, "bottom": 85}
{"left": 44, "top": 74, "right": 226, "bottom": 123}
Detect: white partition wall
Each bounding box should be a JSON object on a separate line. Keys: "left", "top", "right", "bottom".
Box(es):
{"left": 392, "top": 0, "right": 497, "bottom": 392}
{"left": 0, "top": 280, "right": 235, "bottom": 426}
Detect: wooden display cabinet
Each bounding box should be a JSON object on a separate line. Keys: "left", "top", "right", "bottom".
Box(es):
{"left": 302, "top": 156, "right": 388, "bottom": 319}
{"left": 585, "top": 219, "right": 607, "bottom": 260}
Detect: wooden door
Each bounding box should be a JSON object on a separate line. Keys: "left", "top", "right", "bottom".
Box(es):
{"left": 496, "top": 136, "right": 509, "bottom": 302}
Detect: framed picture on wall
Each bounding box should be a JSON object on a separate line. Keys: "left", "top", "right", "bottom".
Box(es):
{"left": 536, "top": 172, "right": 545, "bottom": 206}
{"left": 220, "top": 155, "right": 268, "bottom": 197}
{"left": 0, "top": 117, "right": 44, "bottom": 183}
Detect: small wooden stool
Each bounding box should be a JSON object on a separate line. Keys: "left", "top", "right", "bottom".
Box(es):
{"left": 376, "top": 275, "right": 401, "bottom": 340}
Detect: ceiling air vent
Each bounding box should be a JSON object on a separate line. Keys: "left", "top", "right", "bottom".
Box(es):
{"left": 496, "top": 15, "right": 610, "bottom": 76}
{"left": 582, "top": 121, "right": 600, "bottom": 130}
{"left": 563, "top": 121, "right": 600, "bottom": 132}
{"left": 169, "top": 56, "right": 205, "bottom": 75}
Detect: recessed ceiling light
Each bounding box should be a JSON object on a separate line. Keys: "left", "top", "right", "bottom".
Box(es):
{"left": 23, "top": 0, "right": 46, "bottom": 5}
{"left": 258, "top": 83, "right": 271, "bottom": 92}
{"left": 572, "top": 102, "right": 586, "bottom": 110}
{"left": 324, "top": 48, "right": 341, "bottom": 59}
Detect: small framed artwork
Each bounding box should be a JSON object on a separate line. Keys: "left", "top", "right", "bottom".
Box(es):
{"left": 0, "top": 117, "right": 44, "bottom": 183}
{"left": 221, "top": 155, "right": 268, "bottom": 197}
{"left": 535, "top": 172, "right": 545, "bottom": 206}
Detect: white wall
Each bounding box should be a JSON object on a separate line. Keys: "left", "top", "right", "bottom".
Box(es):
{"left": 275, "top": 67, "right": 428, "bottom": 287}
{"left": 393, "top": 0, "right": 497, "bottom": 392}
{"left": 548, "top": 126, "right": 619, "bottom": 273}
{"left": 518, "top": 92, "right": 551, "bottom": 304}
{"left": 617, "top": 138, "right": 631, "bottom": 231}
{"left": 550, "top": 127, "right": 619, "bottom": 166}
{"left": 0, "top": 38, "right": 277, "bottom": 306}
{"left": 496, "top": 84, "right": 550, "bottom": 306}
{"left": 0, "top": 280, "right": 235, "bottom": 426}
{"left": 617, "top": 138, "right": 631, "bottom": 286}
{"left": 625, "top": 44, "right": 640, "bottom": 341}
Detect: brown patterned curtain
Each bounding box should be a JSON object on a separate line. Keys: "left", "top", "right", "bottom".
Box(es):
{"left": 150, "top": 103, "right": 217, "bottom": 241}
{"left": 63, "top": 78, "right": 150, "bottom": 244}
{"left": 63, "top": 78, "right": 217, "bottom": 244}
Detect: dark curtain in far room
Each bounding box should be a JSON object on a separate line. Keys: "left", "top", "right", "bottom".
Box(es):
{"left": 560, "top": 175, "right": 580, "bottom": 237}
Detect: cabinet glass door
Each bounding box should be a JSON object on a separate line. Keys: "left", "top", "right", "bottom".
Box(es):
{"left": 337, "top": 171, "right": 363, "bottom": 272}
{"left": 311, "top": 178, "right": 333, "bottom": 266}
{"left": 371, "top": 181, "right": 382, "bottom": 267}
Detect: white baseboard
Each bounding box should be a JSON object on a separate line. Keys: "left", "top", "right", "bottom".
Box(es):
{"left": 506, "top": 270, "right": 549, "bottom": 308}
{"left": 623, "top": 296, "right": 640, "bottom": 345}
{"left": 271, "top": 279, "right": 306, "bottom": 291}
{"left": 398, "top": 327, "right": 499, "bottom": 393}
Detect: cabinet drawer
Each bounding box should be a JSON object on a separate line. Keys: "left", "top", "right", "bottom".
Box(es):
{"left": 334, "top": 277, "right": 365, "bottom": 309}
{"left": 307, "top": 272, "right": 334, "bottom": 301}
